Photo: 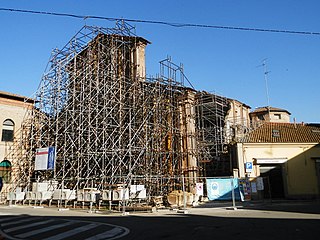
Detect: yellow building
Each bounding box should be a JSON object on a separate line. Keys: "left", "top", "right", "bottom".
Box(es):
{"left": 236, "top": 122, "right": 320, "bottom": 199}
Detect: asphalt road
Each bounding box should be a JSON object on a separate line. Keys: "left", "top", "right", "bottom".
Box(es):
{"left": 0, "top": 200, "right": 319, "bottom": 240}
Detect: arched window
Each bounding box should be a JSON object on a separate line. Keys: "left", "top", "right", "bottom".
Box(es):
{"left": 0, "top": 159, "right": 12, "bottom": 183}
{"left": 1, "top": 119, "right": 14, "bottom": 142}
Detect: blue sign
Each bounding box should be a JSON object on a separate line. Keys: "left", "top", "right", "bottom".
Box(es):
{"left": 47, "top": 146, "right": 55, "bottom": 170}
{"left": 206, "top": 178, "right": 242, "bottom": 201}
{"left": 245, "top": 162, "right": 253, "bottom": 173}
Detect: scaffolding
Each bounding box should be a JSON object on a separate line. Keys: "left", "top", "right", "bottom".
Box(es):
{"left": 5, "top": 24, "right": 184, "bottom": 202}
{"left": 5, "top": 23, "right": 231, "bottom": 206}
{"left": 195, "top": 92, "right": 230, "bottom": 176}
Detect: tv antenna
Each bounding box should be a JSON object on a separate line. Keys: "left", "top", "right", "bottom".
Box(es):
{"left": 262, "top": 59, "right": 271, "bottom": 108}
{"left": 257, "top": 59, "right": 271, "bottom": 121}
{"left": 257, "top": 59, "right": 271, "bottom": 107}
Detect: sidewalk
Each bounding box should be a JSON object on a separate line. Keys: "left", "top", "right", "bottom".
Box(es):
{"left": 0, "top": 199, "right": 319, "bottom": 218}
{"left": 194, "top": 198, "right": 320, "bottom": 214}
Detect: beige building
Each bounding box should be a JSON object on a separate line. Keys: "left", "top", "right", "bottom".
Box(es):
{"left": 225, "top": 99, "right": 251, "bottom": 143}
{"left": 236, "top": 122, "right": 320, "bottom": 199}
{"left": 250, "top": 106, "right": 291, "bottom": 126}
{"left": 0, "top": 91, "right": 34, "bottom": 186}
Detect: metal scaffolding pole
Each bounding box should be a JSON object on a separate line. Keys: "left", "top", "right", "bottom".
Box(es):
{"left": 6, "top": 23, "right": 232, "bottom": 207}
{"left": 7, "top": 23, "right": 192, "bottom": 204}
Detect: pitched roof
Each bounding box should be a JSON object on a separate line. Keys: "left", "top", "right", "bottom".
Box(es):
{"left": 250, "top": 106, "right": 291, "bottom": 115}
{"left": 243, "top": 122, "right": 320, "bottom": 143}
{"left": 0, "top": 90, "right": 35, "bottom": 103}
{"left": 227, "top": 98, "right": 251, "bottom": 109}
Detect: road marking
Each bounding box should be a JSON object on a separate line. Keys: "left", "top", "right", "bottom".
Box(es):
{"left": 0, "top": 216, "right": 25, "bottom": 223}
{"left": 0, "top": 214, "right": 130, "bottom": 240}
{"left": 85, "top": 227, "right": 126, "bottom": 240}
{"left": 16, "top": 221, "right": 75, "bottom": 238}
{"left": 2, "top": 216, "right": 42, "bottom": 227}
{"left": 5, "top": 219, "right": 55, "bottom": 233}
{"left": 43, "top": 223, "right": 98, "bottom": 240}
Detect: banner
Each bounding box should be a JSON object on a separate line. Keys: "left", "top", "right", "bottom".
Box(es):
{"left": 238, "top": 178, "right": 251, "bottom": 201}
{"left": 256, "top": 177, "right": 264, "bottom": 190}
{"left": 196, "top": 183, "right": 204, "bottom": 196}
{"left": 206, "top": 178, "right": 242, "bottom": 201}
{"left": 35, "top": 146, "right": 55, "bottom": 170}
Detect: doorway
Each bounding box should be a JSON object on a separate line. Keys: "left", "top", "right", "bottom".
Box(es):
{"left": 260, "top": 164, "right": 285, "bottom": 199}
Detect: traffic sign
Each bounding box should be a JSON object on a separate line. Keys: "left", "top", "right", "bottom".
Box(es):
{"left": 245, "top": 162, "right": 253, "bottom": 173}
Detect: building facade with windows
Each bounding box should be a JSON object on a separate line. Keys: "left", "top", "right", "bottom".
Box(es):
{"left": 0, "top": 91, "right": 34, "bottom": 186}
{"left": 235, "top": 122, "right": 320, "bottom": 199}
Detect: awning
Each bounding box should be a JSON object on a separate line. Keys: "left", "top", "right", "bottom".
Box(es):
{"left": 254, "top": 158, "right": 287, "bottom": 164}
{"left": 0, "top": 160, "right": 11, "bottom": 167}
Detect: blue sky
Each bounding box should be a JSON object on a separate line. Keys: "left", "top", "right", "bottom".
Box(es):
{"left": 0, "top": 0, "right": 319, "bottom": 122}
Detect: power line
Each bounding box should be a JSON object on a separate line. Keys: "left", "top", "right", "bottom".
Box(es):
{"left": 1, "top": 7, "right": 320, "bottom": 36}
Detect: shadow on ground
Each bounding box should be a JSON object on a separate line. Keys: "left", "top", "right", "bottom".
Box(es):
{"left": 0, "top": 212, "right": 319, "bottom": 240}
{"left": 195, "top": 199, "right": 320, "bottom": 215}
{"left": 1, "top": 200, "right": 319, "bottom": 240}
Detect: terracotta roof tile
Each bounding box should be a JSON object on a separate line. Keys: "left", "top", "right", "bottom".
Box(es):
{"left": 243, "top": 122, "right": 320, "bottom": 143}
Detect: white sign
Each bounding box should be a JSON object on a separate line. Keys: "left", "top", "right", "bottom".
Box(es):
{"left": 35, "top": 147, "right": 55, "bottom": 170}
{"left": 196, "top": 183, "right": 204, "bottom": 196}
{"left": 255, "top": 158, "right": 287, "bottom": 164}
{"left": 130, "top": 185, "right": 145, "bottom": 193}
